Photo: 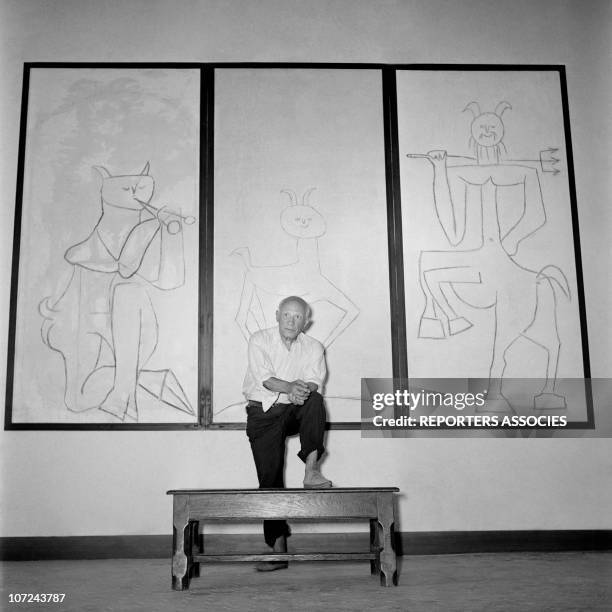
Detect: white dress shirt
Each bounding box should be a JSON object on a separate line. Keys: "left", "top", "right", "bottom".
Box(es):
{"left": 243, "top": 326, "right": 327, "bottom": 412}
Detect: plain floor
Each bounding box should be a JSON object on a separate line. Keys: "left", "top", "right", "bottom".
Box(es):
{"left": 1, "top": 552, "right": 611, "bottom": 611}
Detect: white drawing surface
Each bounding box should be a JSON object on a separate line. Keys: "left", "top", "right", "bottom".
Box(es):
{"left": 398, "top": 70, "right": 588, "bottom": 419}
{"left": 213, "top": 69, "right": 392, "bottom": 423}
{"left": 12, "top": 68, "right": 200, "bottom": 423}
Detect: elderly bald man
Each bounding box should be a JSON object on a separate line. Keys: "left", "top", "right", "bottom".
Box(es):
{"left": 243, "top": 296, "right": 332, "bottom": 571}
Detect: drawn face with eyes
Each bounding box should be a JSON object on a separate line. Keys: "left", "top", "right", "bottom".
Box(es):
{"left": 280, "top": 204, "right": 326, "bottom": 239}
{"left": 472, "top": 113, "right": 504, "bottom": 147}
{"left": 96, "top": 163, "right": 155, "bottom": 210}
{"left": 471, "top": 112, "right": 505, "bottom": 148}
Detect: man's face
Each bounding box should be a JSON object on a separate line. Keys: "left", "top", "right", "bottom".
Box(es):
{"left": 276, "top": 300, "right": 307, "bottom": 341}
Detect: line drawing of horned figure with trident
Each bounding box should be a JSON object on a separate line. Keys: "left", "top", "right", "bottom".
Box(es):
{"left": 407, "top": 101, "right": 570, "bottom": 412}
{"left": 232, "top": 188, "right": 360, "bottom": 348}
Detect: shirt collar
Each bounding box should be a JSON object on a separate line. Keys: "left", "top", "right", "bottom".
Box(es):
{"left": 275, "top": 326, "right": 303, "bottom": 350}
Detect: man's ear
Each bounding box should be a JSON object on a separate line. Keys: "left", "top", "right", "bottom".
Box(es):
{"left": 275, "top": 310, "right": 280, "bottom": 323}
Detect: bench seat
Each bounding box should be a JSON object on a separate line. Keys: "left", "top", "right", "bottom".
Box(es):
{"left": 167, "top": 487, "right": 399, "bottom": 588}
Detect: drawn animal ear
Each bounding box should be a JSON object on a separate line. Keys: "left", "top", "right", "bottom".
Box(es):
{"left": 463, "top": 101, "right": 481, "bottom": 118}
{"left": 280, "top": 189, "right": 298, "bottom": 206}
{"left": 93, "top": 165, "right": 111, "bottom": 179}
{"left": 495, "top": 101, "right": 512, "bottom": 117}
{"left": 140, "top": 161, "right": 151, "bottom": 176}
{"left": 302, "top": 187, "right": 316, "bottom": 206}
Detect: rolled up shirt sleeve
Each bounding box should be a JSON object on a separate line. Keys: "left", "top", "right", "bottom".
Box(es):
{"left": 246, "top": 334, "right": 279, "bottom": 411}
{"left": 248, "top": 334, "right": 276, "bottom": 384}
{"left": 302, "top": 344, "right": 327, "bottom": 390}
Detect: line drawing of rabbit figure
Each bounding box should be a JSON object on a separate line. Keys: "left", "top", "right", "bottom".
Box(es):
{"left": 232, "top": 188, "right": 360, "bottom": 349}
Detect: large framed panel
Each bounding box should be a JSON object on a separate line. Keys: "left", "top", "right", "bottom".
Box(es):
{"left": 6, "top": 65, "right": 201, "bottom": 428}
{"left": 397, "top": 67, "right": 592, "bottom": 425}
{"left": 210, "top": 67, "right": 392, "bottom": 427}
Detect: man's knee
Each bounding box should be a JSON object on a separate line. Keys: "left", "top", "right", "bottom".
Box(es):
{"left": 304, "top": 390, "right": 324, "bottom": 409}
{"left": 300, "top": 391, "right": 326, "bottom": 423}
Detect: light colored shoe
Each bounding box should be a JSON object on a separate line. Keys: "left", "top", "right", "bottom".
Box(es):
{"left": 304, "top": 481, "right": 332, "bottom": 489}
{"left": 303, "top": 470, "right": 333, "bottom": 488}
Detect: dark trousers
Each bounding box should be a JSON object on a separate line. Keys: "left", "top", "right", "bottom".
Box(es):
{"left": 246, "top": 391, "right": 326, "bottom": 548}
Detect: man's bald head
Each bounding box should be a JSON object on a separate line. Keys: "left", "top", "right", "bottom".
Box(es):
{"left": 277, "top": 296, "right": 311, "bottom": 319}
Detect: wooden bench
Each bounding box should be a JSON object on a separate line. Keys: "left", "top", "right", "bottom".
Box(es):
{"left": 167, "top": 487, "right": 399, "bottom": 588}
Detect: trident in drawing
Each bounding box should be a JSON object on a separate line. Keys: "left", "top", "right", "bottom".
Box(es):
{"left": 537, "top": 148, "right": 561, "bottom": 175}
{"left": 407, "top": 100, "right": 562, "bottom": 175}
{"left": 407, "top": 149, "right": 561, "bottom": 175}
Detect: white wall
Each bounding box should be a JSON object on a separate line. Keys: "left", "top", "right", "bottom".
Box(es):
{"left": 1, "top": 0, "right": 610, "bottom": 537}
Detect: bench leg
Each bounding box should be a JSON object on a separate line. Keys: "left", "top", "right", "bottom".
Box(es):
{"left": 377, "top": 504, "right": 398, "bottom": 587}
{"left": 369, "top": 518, "right": 380, "bottom": 576}
{"left": 190, "top": 522, "right": 200, "bottom": 578}
{"left": 172, "top": 497, "right": 191, "bottom": 591}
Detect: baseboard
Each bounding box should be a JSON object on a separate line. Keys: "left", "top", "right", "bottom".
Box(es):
{"left": 1, "top": 530, "right": 610, "bottom": 561}
{"left": 398, "top": 530, "right": 612, "bottom": 555}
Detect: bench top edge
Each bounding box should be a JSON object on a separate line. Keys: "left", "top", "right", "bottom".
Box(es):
{"left": 167, "top": 487, "right": 400, "bottom": 495}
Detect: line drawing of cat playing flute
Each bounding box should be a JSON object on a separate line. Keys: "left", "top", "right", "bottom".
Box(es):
{"left": 39, "top": 162, "right": 194, "bottom": 422}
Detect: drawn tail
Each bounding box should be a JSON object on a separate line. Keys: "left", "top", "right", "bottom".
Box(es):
{"left": 38, "top": 266, "right": 80, "bottom": 351}
{"left": 537, "top": 265, "right": 571, "bottom": 300}
{"left": 39, "top": 296, "right": 58, "bottom": 347}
